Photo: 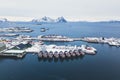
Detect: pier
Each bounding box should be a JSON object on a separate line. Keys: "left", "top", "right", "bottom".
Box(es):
{"left": 0, "top": 27, "right": 33, "bottom": 33}
{"left": 14, "top": 35, "right": 120, "bottom": 47}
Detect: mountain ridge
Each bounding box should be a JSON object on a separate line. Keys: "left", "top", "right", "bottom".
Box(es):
{"left": 0, "top": 18, "right": 8, "bottom": 22}
{"left": 31, "top": 16, "right": 67, "bottom": 23}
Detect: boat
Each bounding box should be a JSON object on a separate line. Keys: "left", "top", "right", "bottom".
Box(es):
{"left": 81, "top": 45, "right": 97, "bottom": 54}
{"left": 78, "top": 49, "right": 85, "bottom": 56}
{"left": 48, "top": 51, "right": 53, "bottom": 58}
{"left": 73, "top": 50, "right": 80, "bottom": 56}
{"left": 40, "top": 28, "right": 46, "bottom": 32}
{"left": 38, "top": 51, "right": 43, "bottom": 58}
{"left": 69, "top": 50, "right": 75, "bottom": 57}
{"left": 64, "top": 51, "right": 71, "bottom": 57}
{"left": 70, "top": 51, "right": 76, "bottom": 57}
{"left": 59, "top": 51, "right": 65, "bottom": 58}
{"left": 42, "top": 51, "right": 48, "bottom": 58}
{"left": 53, "top": 51, "right": 59, "bottom": 58}
{"left": 108, "top": 41, "right": 120, "bottom": 47}
{"left": 40, "top": 28, "right": 49, "bottom": 32}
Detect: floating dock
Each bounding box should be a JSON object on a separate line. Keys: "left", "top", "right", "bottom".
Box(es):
{"left": 0, "top": 50, "right": 26, "bottom": 58}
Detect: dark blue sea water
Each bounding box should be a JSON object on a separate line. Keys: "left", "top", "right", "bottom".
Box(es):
{"left": 0, "top": 22, "right": 120, "bottom": 80}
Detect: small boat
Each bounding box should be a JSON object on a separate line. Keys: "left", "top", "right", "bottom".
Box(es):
{"left": 40, "top": 28, "right": 46, "bottom": 32}
{"left": 69, "top": 50, "right": 76, "bottom": 57}
{"left": 59, "top": 51, "right": 65, "bottom": 58}
{"left": 73, "top": 50, "right": 80, "bottom": 56}
{"left": 72, "top": 53, "right": 76, "bottom": 57}
{"left": 38, "top": 51, "right": 43, "bottom": 58}
{"left": 81, "top": 51, "right": 85, "bottom": 56}
{"left": 69, "top": 50, "right": 73, "bottom": 54}
{"left": 78, "top": 49, "right": 85, "bottom": 55}
{"left": 108, "top": 41, "right": 120, "bottom": 47}
{"left": 48, "top": 51, "right": 53, "bottom": 58}
{"left": 64, "top": 51, "right": 71, "bottom": 57}
{"left": 40, "top": 28, "right": 49, "bottom": 32}
{"left": 54, "top": 51, "right": 59, "bottom": 58}
{"left": 42, "top": 51, "right": 48, "bottom": 58}
{"left": 81, "top": 45, "right": 97, "bottom": 54}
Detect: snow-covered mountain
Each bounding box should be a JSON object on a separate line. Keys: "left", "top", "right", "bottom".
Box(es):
{"left": 32, "top": 16, "right": 54, "bottom": 23}
{"left": 31, "top": 16, "right": 67, "bottom": 23}
{"left": 0, "top": 18, "right": 8, "bottom": 22}
{"left": 55, "top": 17, "right": 67, "bottom": 23}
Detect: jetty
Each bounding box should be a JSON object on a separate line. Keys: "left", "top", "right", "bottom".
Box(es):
{"left": 0, "top": 27, "right": 33, "bottom": 33}
{"left": 14, "top": 35, "right": 120, "bottom": 47}
{"left": 38, "top": 35, "right": 74, "bottom": 42}
{"left": 82, "top": 37, "right": 120, "bottom": 47}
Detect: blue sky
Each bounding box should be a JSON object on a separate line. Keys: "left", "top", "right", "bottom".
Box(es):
{"left": 0, "top": 0, "right": 120, "bottom": 21}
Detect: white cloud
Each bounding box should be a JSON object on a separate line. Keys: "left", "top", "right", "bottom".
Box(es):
{"left": 0, "top": 0, "right": 120, "bottom": 21}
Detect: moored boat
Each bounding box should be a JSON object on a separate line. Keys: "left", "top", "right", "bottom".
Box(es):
{"left": 81, "top": 45, "right": 97, "bottom": 54}
{"left": 64, "top": 51, "right": 71, "bottom": 57}
{"left": 73, "top": 50, "right": 80, "bottom": 56}
{"left": 48, "top": 51, "right": 53, "bottom": 58}
{"left": 78, "top": 49, "right": 85, "bottom": 56}
{"left": 59, "top": 51, "right": 65, "bottom": 58}
{"left": 38, "top": 51, "right": 43, "bottom": 58}
{"left": 42, "top": 51, "right": 48, "bottom": 58}
{"left": 70, "top": 50, "right": 76, "bottom": 57}
{"left": 53, "top": 51, "right": 59, "bottom": 58}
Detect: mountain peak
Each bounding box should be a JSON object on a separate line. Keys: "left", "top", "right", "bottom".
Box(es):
{"left": 32, "top": 16, "right": 54, "bottom": 23}
{"left": 32, "top": 16, "right": 67, "bottom": 23}
{"left": 56, "top": 16, "right": 67, "bottom": 22}
{"left": 0, "top": 18, "right": 8, "bottom": 22}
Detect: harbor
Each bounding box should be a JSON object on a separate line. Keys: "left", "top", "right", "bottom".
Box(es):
{"left": 0, "top": 36, "right": 97, "bottom": 58}
{"left": 0, "top": 34, "right": 120, "bottom": 59}
{"left": 14, "top": 35, "right": 120, "bottom": 47}
{"left": 1, "top": 0, "right": 120, "bottom": 79}
{"left": 0, "top": 20, "right": 120, "bottom": 80}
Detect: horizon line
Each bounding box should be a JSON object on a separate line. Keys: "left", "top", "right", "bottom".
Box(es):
{"left": 0, "top": 16, "right": 120, "bottom": 22}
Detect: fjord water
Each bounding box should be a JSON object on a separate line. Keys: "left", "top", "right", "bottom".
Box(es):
{"left": 0, "top": 22, "right": 120, "bottom": 80}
